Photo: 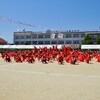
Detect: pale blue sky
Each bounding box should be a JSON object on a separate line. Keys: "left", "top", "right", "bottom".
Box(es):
{"left": 0, "top": 0, "right": 100, "bottom": 43}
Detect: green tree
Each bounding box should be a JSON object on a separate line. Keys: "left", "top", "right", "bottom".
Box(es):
{"left": 81, "top": 34, "right": 93, "bottom": 44}
{"left": 81, "top": 40, "right": 86, "bottom": 44}
{"left": 96, "top": 36, "right": 100, "bottom": 44}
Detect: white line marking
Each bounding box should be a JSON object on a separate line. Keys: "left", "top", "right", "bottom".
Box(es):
{"left": 0, "top": 68, "right": 100, "bottom": 78}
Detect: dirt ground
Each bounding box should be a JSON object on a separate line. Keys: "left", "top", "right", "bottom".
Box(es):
{"left": 0, "top": 58, "right": 100, "bottom": 100}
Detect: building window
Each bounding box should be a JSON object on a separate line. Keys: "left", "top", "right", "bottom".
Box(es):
{"left": 32, "top": 35, "right": 37, "bottom": 39}
{"left": 92, "top": 38, "right": 96, "bottom": 41}
{"left": 73, "top": 40, "right": 80, "bottom": 44}
{"left": 15, "top": 36, "right": 19, "bottom": 39}
{"left": 45, "top": 35, "right": 50, "bottom": 38}
{"left": 32, "top": 41, "right": 37, "bottom": 45}
{"left": 15, "top": 41, "right": 19, "bottom": 44}
{"left": 21, "top": 36, "right": 25, "bottom": 39}
{"left": 38, "top": 41, "right": 44, "bottom": 44}
{"left": 66, "top": 40, "right": 72, "bottom": 44}
{"left": 45, "top": 41, "right": 50, "bottom": 44}
{"left": 20, "top": 41, "right": 25, "bottom": 44}
{"left": 66, "top": 34, "right": 72, "bottom": 38}
{"left": 58, "top": 41, "right": 64, "bottom": 44}
{"left": 25, "top": 41, "right": 31, "bottom": 45}
{"left": 73, "top": 34, "right": 79, "bottom": 38}
{"left": 91, "top": 35, "right": 96, "bottom": 41}
{"left": 55, "top": 34, "right": 58, "bottom": 38}
{"left": 26, "top": 35, "right": 31, "bottom": 39}
{"left": 51, "top": 41, "right": 57, "bottom": 44}
{"left": 81, "top": 34, "right": 85, "bottom": 37}
{"left": 38, "top": 35, "right": 44, "bottom": 38}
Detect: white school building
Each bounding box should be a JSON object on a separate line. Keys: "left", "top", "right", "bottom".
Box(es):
{"left": 13, "top": 30, "right": 100, "bottom": 47}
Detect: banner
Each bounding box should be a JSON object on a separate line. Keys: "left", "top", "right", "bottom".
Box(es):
{"left": 81, "top": 45, "right": 100, "bottom": 49}
{"left": 0, "top": 45, "right": 62, "bottom": 49}
{"left": 58, "top": 33, "right": 64, "bottom": 39}
{"left": 0, "top": 16, "right": 35, "bottom": 28}
{"left": 51, "top": 33, "right": 55, "bottom": 39}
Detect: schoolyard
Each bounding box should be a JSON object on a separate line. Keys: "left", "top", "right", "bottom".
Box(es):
{"left": 0, "top": 58, "right": 100, "bottom": 100}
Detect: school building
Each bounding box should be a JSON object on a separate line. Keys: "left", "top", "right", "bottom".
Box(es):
{"left": 13, "top": 30, "right": 100, "bottom": 47}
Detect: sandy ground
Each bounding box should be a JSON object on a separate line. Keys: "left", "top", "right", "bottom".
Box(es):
{"left": 0, "top": 57, "right": 100, "bottom": 100}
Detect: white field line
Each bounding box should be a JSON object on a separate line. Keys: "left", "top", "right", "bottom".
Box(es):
{"left": 0, "top": 68, "right": 100, "bottom": 78}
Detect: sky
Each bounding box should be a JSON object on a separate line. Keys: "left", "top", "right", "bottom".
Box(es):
{"left": 0, "top": 0, "right": 100, "bottom": 43}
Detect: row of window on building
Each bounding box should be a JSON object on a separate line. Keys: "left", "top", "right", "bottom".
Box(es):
{"left": 15, "top": 40, "right": 80, "bottom": 45}
{"left": 15, "top": 34, "right": 85, "bottom": 39}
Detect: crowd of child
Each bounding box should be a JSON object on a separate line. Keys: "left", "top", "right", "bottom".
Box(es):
{"left": 1, "top": 46, "right": 100, "bottom": 65}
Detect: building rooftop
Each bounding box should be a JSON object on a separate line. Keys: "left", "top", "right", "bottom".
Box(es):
{"left": 0, "top": 38, "right": 7, "bottom": 44}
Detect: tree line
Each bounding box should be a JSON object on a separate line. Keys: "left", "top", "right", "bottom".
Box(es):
{"left": 81, "top": 34, "right": 100, "bottom": 44}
